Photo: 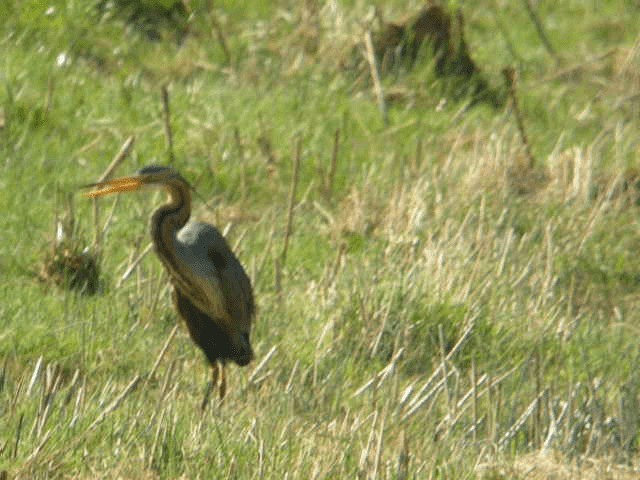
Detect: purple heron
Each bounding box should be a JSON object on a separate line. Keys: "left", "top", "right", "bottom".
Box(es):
{"left": 83, "top": 165, "right": 254, "bottom": 405}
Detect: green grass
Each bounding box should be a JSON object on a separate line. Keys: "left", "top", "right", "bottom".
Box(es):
{"left": 2, "top": 0, "right": 640, "bottom": 478}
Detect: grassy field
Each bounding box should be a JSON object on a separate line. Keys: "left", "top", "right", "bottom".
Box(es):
{"left": 2, "top": 0, "right": 640, "bottom": 478}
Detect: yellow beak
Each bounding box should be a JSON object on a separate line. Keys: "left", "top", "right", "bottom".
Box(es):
{"left": 82, "top": 176, "right": 144, "bottom": 198}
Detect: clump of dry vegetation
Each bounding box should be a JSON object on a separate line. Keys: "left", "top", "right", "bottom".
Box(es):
{"left": 37, "top": 196, "right": 100, "bottom": 295}
{"left": 38, "top": 240, "right": 100, "bottom": 295}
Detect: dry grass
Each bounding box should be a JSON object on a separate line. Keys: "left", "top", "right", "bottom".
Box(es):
{"left": 2, "top": 0, "right": 640, "bottom": 478}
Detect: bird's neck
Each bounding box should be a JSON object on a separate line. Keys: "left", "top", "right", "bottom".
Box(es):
{"left": 149, "top": 181, "right": 211, "bottom": 315}
{"left": 150, "top": 184, "right": 191, "bottom": 272}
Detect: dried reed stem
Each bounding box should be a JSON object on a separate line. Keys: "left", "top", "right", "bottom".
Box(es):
{"left": 503, "top": 67, "right": 535, "bottom": 169}
{"left": 396, "top": 430, "right": 409, "bottom": 480}
{"left": 12, "top": 413, "right": 24, "bottom": 459}
{"left": 209, "top": 9, "right": 232, "bottom": 65}
{"left": 498, "top": 388, "right": 547, "bottom": 449}
{"left": 98, "top": 136, "right": 136, "bottom": 183}
{"left": 248, "top": 345, "right": 277, "bottom": 384}
{"left": 100, "top": 194, "right": 120, "bottom": 241}
{"left": 490, "top": 8, "right": 523, "bottom": 64}
{"left": 438, "top": 325, "right": 452, "bottom": 421}
{"left": 161, "top": 85, "right": 175, "bottom": 164}
{"left": 116, "top": 242, "right": 153, "bottom": 288}
{"left": 534, "top": 348, "right": 543, "bottom": 448}
{"left": 521, "top": 0, "right": 560, "bottom": 63}
{"left": 27, "top": 356, "right": 44, "bottom": 397}
{"left": 25, "top": 427, "right": 54, "bottom": 462}
{"left": 92, "top": 135, "right": 135, "bottom": 247}
{"left": 281, "top": 136, "right": 302, "bottom": 266}
{"left": 325, "top": 242, "right": 345, "bottom": 287}
{"left": 44, "top": 74, "right": 54, "bottom": 117}
{"left": 255, "top": 225, "right": 275, "bottom": 288}
{"left": 273, "top": 254, "right": 282, "bottom": 295}
{"left": 148, "top": 406, "right": 167, "bottom": 468}
{"left": 285, "top": 360, "right": 299, "bottom": 394}
{"left": 364, "top": 31, "right": 388, "bottom": 126}
{"left": 472, "top": 359, "right": 482, "bottom": 443}
{"left": 88, "top": 375, "right": 140, "bottom": 431}
{"left": 326, "top": 128, "right": 340, "bottom": 199}
{"left": 234, "top": 126, "right": 247, "bottom": 199}
{"left": 147, "top": 324, "right": 179, "bottom": 382}
{"left": 372, "top": 410, "right": 387, "bottom": 479}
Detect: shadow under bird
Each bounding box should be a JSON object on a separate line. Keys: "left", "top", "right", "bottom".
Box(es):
{"left": 83, "top": 165, "right": 255, "bottom": 407}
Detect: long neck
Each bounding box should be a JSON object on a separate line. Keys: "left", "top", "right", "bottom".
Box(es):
{"left": 149, "top": 181, "right": 211, "bottom": 313}
{"left": 150, "top": 182, "right": 191, "bottom": 276}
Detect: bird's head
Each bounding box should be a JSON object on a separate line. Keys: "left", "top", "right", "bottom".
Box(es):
{"left": 82, "top": 165, "right": 187, "bottom": 198}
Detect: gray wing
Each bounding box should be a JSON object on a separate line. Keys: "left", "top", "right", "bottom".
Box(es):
{"left": 176, "top": 221, "right": 254, "bottom": 332}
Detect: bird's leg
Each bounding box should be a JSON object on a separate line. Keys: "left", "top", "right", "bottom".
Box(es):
{"left": 211, "top": 362, "right": 220, "bottom": 387}
{"left": 219, "top": 363, "right": 226, "bottom": 400}
{"left": 200, "top": 363, "right": 219, "bottom": 411}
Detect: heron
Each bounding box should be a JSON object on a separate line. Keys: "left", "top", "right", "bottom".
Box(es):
{"left": 83, "top": 165, "right": 255, "bottom": 406}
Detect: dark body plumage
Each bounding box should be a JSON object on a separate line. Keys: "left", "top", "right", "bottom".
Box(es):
{"left": 165, "top": 220, "right": 255, "bottom": 368}
{"left": 173, "top": 289, "right": 248, "bottom": 366}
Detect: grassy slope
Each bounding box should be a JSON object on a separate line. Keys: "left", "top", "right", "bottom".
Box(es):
{"left": 1, "top": 0, "right": 640, "bottom": 478}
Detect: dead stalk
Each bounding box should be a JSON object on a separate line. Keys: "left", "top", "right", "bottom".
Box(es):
{"left": 372, "top": 409, "right": 387, "bottom": 479}
{"left": 234, "top": 126, "right": 247, "bottom": 199}
{"left": 208, "top": 6, "right": 232, "bottom": 65}
{"left": 254, "top": 225, "right": 275, "bottom": 288}
{"left": 326, "top": 128, "right": 340, "bottom": 199}
{"left": 521, "top": 0, "right": 560, "bottom": 63}
{"left": 148, "top": 406, "right": 167, "bottom": 469}
{"left": 93, "top": 135, "right": 135, "bottom": 248}
{"left": 161, "top": 85, "right": 175, "bottom": 164}
{"left": 44, "top": 74, "right": 54, "bottom": 117}
{"left": 25, "top": 428, "right": 54, "bottom": 463}
{"left": 281, "top": 136, "right": 302, "bottom": 266}
{"left": 325, "top": 242, "right": 346, "bottom": 287}
{"left": 273, "top": 255, "right": 282, "bottom": 295}
{"left": 364, "top": 31, "right": 388, "bottom": 126}
{"left": 535, "top": 348, "right": 543, "bottom": 448}
{"left": 117, "top": 242, "right": 154, "bottom": 288}
{"left": 438, "top": 325, "right": 452, "bottom": 420}
{"left": 503, "top": 67, "right": 535, "bottom": 169}
{"left": 100, "top": 194, "right": 121, "bottom": 240}
{"left": 12, "top": 413, "right": 24, "bottom": 459}
{"left": 248, "top": 346, "right": 277, "bottom": 385}
{"left": 27, "top": 356, "right": 44, "bottom": 397}
{"left": 401, "top": 370, "right": 454, "bottom": 421}
{"left": 412, "top": 137, "right": 422, "bottom": 173}
{"left": 396, "top": 430, "right": 409, "bottom": 480}
{"left": 285, "top": 360, "right": 299, "bottom": 394}
{"left": 147, "top": 325, "right": 179, "bottom": 382}
{"left": 471, "top": 356, "right": 478, "bottom": 443}
{"left": 498, "top": 388, "right": 548, "bottom": 449}
{"left": 88, "top": 375, "right": 140, "bottom": 431}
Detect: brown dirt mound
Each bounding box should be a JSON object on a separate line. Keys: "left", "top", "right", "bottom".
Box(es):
{"left": 345, "top": 3, "right": 498, "bottom": 105}
{"left": 372, "top": 4, "right": 477, "bottom": 78}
